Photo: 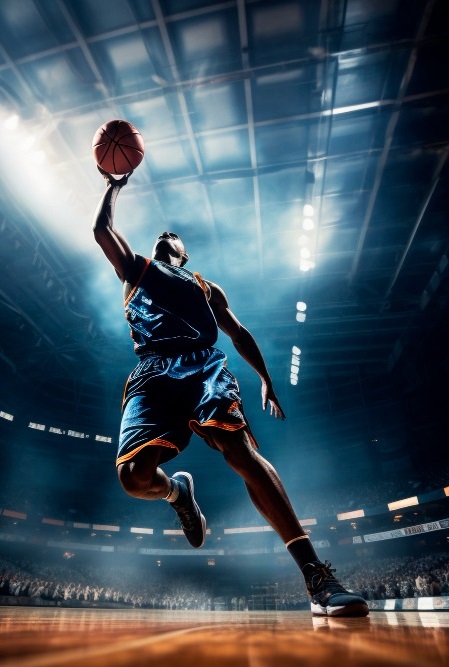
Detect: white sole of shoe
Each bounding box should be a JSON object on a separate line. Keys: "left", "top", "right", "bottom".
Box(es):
{"left": 311, "top": 600, "right": 369, "bottom": 617}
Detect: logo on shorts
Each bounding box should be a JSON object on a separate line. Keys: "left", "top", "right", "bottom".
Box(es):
{"left": 227, "top": 401, "right": 243, "bottom": 420}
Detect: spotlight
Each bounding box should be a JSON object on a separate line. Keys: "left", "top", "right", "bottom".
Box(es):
{"left": 4, "top": 114, "right": 19, "bottom": 130}
{"left": 303, "top": 218, "right": 314, "bottom": 231}
{"left": 303, "top": 204, "right": 314, "bottom": 217}
{"left": 296, "top": 302, "right": 307, "bottom": 311}
{"left": 292, "top": 346, "right": 301, "bottom": 355}
{"left": 300, "top": 259, "right": 315, "bottom": 272}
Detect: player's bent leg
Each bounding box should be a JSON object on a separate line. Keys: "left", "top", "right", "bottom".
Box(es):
{"left": 117, "top": 445, "right": 171, "bottom": 500}
{"left": 117, "top": 446, "right": 205, "bottom": 548}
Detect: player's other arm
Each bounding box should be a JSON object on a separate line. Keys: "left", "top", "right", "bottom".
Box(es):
{"left": 92, "top": 168, "right": 138, "bottom": 282}
{"left": 208, "top": 281, "right": 285, "bottom": 419}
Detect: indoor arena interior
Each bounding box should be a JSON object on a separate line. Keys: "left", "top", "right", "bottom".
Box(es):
{"left": 0, "top": 1, "right": 448, "bottom": 665}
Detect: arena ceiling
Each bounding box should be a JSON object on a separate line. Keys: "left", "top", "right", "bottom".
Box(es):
{"left": 0, "top": 0, "right": 448, "bottom": 485}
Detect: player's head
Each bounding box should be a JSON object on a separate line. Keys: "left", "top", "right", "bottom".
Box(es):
{"left": 152, "top": 232, "right": 189, "bottom": 267}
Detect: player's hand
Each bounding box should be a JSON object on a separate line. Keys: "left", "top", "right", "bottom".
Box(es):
{"left": 97, "top": 165, "right": 133, "bottom": 187}
{"left": 261, "top": 379, "right": 286, "bottom": 420}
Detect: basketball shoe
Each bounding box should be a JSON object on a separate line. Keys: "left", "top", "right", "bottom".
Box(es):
{"left": 170, "top": 472, "right": 206, "bottom": 548}
{"left": 303, "top": 560, "right": 369, "bottom": 617}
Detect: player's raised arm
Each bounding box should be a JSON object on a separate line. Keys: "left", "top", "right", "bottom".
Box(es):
{"left": 92, "top": 167, "right": 137, "bottom": 282}
{"left": 207, "top": 281, "right": 286, "bottom": 420}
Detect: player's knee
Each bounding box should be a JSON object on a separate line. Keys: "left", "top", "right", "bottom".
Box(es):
{"left": 117, "top": 461, "right": 152, "bottom": 498}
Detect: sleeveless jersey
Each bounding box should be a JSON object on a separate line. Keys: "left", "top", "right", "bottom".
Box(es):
{"left": 124, "top": 257, "right": 218, "bottom": 357}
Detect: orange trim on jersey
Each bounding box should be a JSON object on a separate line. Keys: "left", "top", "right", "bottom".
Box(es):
{"left": 115, "top": 438, "right": 180, "bottom": 467}
{"left": 124, "top": 258, "right": 151, "bottom": 307}
{"left": 189, "top": 419, "right": 259, "bottom": 449}
{"left": 121, "top": 378, "right": 129, "bottom": 410}
{"left": 193, "top": 272, "right": 211, "bottom": 301}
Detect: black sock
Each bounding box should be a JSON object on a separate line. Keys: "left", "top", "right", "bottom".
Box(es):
{"left": 286, "top": 536, "right": 320, "bottom": 571}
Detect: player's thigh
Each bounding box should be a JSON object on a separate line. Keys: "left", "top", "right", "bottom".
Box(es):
{"left": 206, "top": 426, "right": 258, "bottom": 468}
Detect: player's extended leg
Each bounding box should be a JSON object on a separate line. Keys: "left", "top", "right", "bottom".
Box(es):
{"left": 206, "top": 427, "right": 368, "bottom": 617}
{"left": 205, "top": 428, "right": 308, "bottom": 543}
{"left": 117, "top": 446, "right": 206, "bottom": 548}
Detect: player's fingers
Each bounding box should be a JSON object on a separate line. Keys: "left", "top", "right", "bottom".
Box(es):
{"left": 273, "top": 402, "right": 285, "bottom": 420}
{"left": 97, "top": 165, "right": 109, "bottom": 177}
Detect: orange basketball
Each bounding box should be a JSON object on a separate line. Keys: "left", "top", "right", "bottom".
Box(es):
{"left": 92, "top": 119, "right": 145, "bottom": 174}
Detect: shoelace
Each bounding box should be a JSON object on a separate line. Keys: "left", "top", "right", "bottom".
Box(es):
{"left": 176, "top": 505, "right": 196, "bottom": 531}
{"left": 308, "top": 561, "right": 347, "bottom": 595}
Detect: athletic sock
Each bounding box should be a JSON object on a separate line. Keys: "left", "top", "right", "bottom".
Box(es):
{"left": 286, "top": 535, "right": 320, "bottom": 571}
{"left": 164, "top": 479, "right": 180, "bottom": 503}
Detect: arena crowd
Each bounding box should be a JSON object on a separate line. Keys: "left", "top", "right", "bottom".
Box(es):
{"left": 1, "top": 551, "right": 448, "bottom": 610}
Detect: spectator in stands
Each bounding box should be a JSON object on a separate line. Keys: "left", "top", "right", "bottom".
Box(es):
{"left": 415, "top": 572, "right": 425, "bottom": 594}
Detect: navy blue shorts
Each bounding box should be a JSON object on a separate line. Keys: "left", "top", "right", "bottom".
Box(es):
{"left": 117, "top": 347, "right": 257, "bottom": 466}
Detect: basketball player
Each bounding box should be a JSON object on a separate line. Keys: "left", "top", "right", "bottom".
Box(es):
{"left": 92, "top": 168, "right": 368, "bottom": 617}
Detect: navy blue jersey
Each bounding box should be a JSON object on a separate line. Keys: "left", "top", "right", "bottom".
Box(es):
{"left": 124, "top": 256, "right": 218, "bottom": 357}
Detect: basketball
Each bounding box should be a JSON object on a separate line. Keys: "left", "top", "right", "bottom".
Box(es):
{"left": 92, "top": 119, "right": 145, "bottom": 174}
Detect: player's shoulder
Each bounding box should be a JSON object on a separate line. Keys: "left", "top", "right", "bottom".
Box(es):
{"left": 123, "top": 253, "right": 149, "bottom": 285}
{"left": 203, "top": 279, "right": 229, "bottom": 306}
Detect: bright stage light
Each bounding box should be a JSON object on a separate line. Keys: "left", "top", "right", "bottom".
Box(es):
{"left": 130, "top": 527, "right": 154, "bottom": 535}
{"left": 296, "top": 301, "right": 307, "bottom": 311}
{"left": 4, "top": 114, "right": 19, "bottom": 130}
{"left": 388, "top": 496, "right": 419, "bottom": 511}
{"left": 292, "top": 346, "right": 301, "bottom": 355}
{"left": 300, "top": 259, "right": 315, "bottom": 272}
{"left": 303, "top": 204, "right": 314, "bottom": 217}
{"left": 296, "top": 312, "right": 306, "bottom": 322}
{"left": 0, "top": 112, "right": 93, "bottom": 252}
{"left": 28, "top": 422, "right": 45, "bottom": 431}
{"left": 92, "top": 524, "right": 120, "bottom": 532}
{"left": 303, "top": 217, "right": 314, "bottom": 230}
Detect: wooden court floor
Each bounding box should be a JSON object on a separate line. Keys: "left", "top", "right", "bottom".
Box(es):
{"left": 0, "top": 607, "right": 448, "bottom": 667}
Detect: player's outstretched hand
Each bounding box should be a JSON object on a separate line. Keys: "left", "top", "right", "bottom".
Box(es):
{"left": 261, "top": 379, "right": 286, "bottom": 420}
{"left": 97, "top": 165, "right": 133, "bottom": 187}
